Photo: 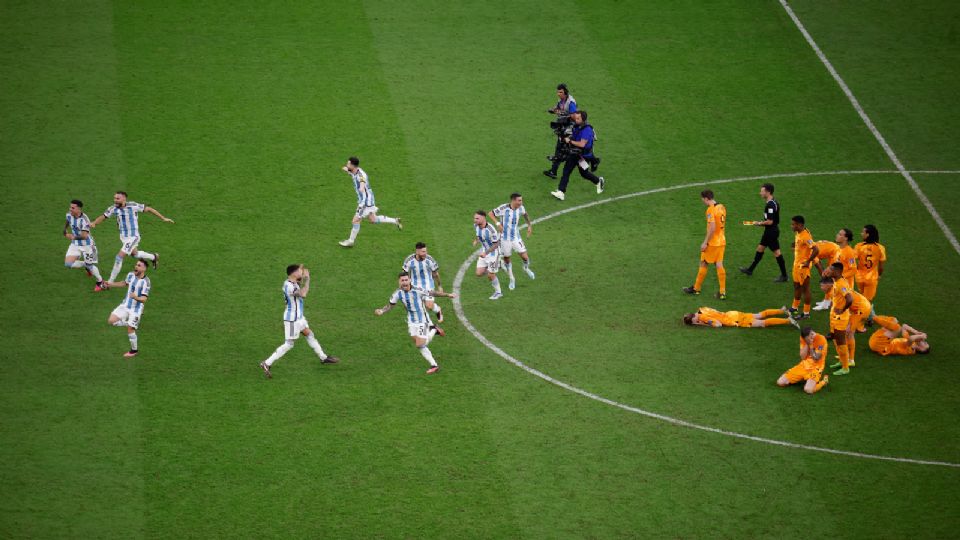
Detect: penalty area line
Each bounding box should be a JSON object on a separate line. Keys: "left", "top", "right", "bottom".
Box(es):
{"left": 452, "top": 170, "right": 960, "bottom": 468}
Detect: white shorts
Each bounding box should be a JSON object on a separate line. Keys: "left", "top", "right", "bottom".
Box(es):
{"left": 501, "top": 239, "right": 527, "bottom": 257}
{"left": 407, "top": 321, "right": 431, "bottom": 338}
{"left": 355, "top": 204, "right": 379, "bottom": 219}
{"left": 476, "top": 252, "right": 501, "bottom": 273}
{"left": 120, "top": 236, "right": 141, "bottom": 255}
{"left": 284, "top": 318, "right": 309, "bottom": 340}
{"left": 66, "top": 243, "right": 99, "bottom": 264}
{"left": 111, "top": 304, "right": 143, "bottom": 329}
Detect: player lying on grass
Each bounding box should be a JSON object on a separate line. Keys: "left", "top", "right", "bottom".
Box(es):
{"left": 777, "top": 326, "right": 829, "bottom": 394}
{"left": 868, "top": 315, "right": 930, "bottom": 356}
{"left": 682, "top": 306, "right": 793, "bottom": 328}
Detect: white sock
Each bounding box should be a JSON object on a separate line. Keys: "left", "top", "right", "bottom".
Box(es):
{"left": 128, "top": 332, "right": 138, "bottom": 351}
{"left": 523, "top": 259, "right": 531, "bottom": 269}
{"left": 87, "top": 264, "right": 103, "bottom": 282}
{"left": 265, "top": 341, "right": 294, "bottom": 366}
{"left": 505, "top": 262, "right": 514, "bottom": 280}
{"left": 109, "top": 256, "right": 123, "bottom": 282}
{"left": 67, "top": 260, "right": 85, "bottom": 269}
{"left": 491, "top": 276, "right": 501, "bottom": 294}
{"left": 430, "top": 303, "right": 441, "bottom": 314}
{"left": 306, "top": 334, "right": 327, "bottom": 360}
{"left": 376, "top": 216, "right": 397, "bottom": 225}
{"left": 418, "top": 345, "right": 438, "bottom": 367}
{"left": 112, "top": 319, "right": 127, "bottom": 327}
{"left": 136, "top": 251, "right": 155, "bottom": 261}
{"left": 348, "top": 223, "right": 360, "bottom": 242}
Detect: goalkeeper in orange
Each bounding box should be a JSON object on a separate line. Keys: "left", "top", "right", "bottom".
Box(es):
{"left": 869, "top": 315, "right": 930, "bottom": 356}
{"left": 777, "top": 326, "right": 829, "bottom": 394}
{"left": 682, "top": 307, "right": 793, "bottom": 328}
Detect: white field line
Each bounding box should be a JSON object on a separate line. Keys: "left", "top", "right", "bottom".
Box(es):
{"left": 452, "top": 170, "right": 960, "bottom": 468}
{"left": 778, "top": 0, "right": 960, "bottom": 256}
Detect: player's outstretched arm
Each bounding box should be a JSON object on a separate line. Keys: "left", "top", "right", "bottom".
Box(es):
{"left": 374, "top": 303, "right": 395, "bottom": 316}
{"left": 89, "top": 214, "right": 105, "bottom": 228}
{"left": 145, "top": 206, "right": 175, "bottom": 223}
{"left": 486, "top": 211, "right": 500, "bottom": 230}
{"left": 429, "top": 290, "right": 457, "bottom": 299}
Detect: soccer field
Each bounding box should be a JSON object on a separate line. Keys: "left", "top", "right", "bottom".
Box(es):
{"left": 2, "top": 1, "right": 959, "bottom": 537}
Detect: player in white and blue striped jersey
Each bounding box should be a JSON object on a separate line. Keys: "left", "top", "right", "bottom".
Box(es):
{"left": 338, "top": 156, "right": 402, "bottom": 247}
{"left": 259, "top": 264, "right": 339, "bottom": 378}
{"left": 402, "top": 242, "right": 445, "bottom": 322}
{"left": 63, "top": 199, "right": 105, "bottom": 291}
{"left": 375, "top": 272, "right": 456, "bottom": 374}
{"left": 90, "top": 190, "right": 175, "bottom": 283}
{"left": 103, "top": 259, "right": 151, "bottom": 358}
{"left": 473, "top": 210, "right": 503, "bottom": 300}
{"left": 488, "top": 193, "right": 535, "bottom": 290}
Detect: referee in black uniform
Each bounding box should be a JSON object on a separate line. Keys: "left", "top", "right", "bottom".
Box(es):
{"left": 739, "top": 183, "right": 788, "bottom": 282}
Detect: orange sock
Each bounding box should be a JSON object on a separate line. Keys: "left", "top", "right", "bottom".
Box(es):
{"left": 694, "top": 267, "right": 707, "bottom": 291}
{"left": 847, "top": 339, "right": 856, "bottom": 363}
{"left": 873, "top": 315, "right": 901, "bottom": 332}
{"left": 803, "top": 303, "right": 811, "bottom": 315}
{"left": 813, "top": 377, "right": 828, "bottom": 393}
{"left": 764, "top": 318, "right": 790, "bottom": 326}
{"left": 837, "top": 343, "right": 849, "bottom": 370}
{"left": 792, "top": 298, "right": 801, "bottom": 310}
{"left": 760, "top": 308, "right": 783, "bottom": 318}
{"left": 717, "top": 267, "right": 726, "bottom": 294}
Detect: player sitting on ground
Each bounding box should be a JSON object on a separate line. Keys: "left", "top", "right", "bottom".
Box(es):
{"left": 777, "top": 326, "right": 829, "bottom": 394}
{"left": 868, "top": 315, "right": 930, "bottom": 356}
{"left": 682, "top": 307, "right": 792, "bottom": 328}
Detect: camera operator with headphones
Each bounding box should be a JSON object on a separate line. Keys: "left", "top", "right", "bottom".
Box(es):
{"left": 550, "top": 110, "right": 605, "bottom": 201}
{"left": 543, "top": 83, "right": 577, "bottom": 179}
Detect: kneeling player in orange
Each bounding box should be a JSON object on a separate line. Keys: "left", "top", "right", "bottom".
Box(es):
{"left": 869, "top": 315, "right": 930, "bottom": 356}
{"left": 777, "top": 326, "right": 829, "bottom": 394}
{"left": 682, "top": 307, "right": 792, "bottom": 328}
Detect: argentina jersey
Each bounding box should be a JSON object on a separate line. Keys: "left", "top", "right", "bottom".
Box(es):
{"left": 104, "top": 202, "right": 145, "bottom": 237}
{"left": 402, "top": 254, "right": 439, "bottom": 290}
{"left": 390, "top": 287, "right": 431, "bottom": 324}
{"left": 493, "top": 204, "right": 525, "bottom": 241}
{"left": 124, "top": 272, "right": 151, "bottom": 314}
{"left": 66, "top": 212, "right": 94, "bottom": 246}
{"left": 352, "top": 168, "right": 375, "bottom": 207}
{"left": 282, "top": 280, "right": 304, "bottom": 322}
{"left": 475, "top": 223, "right": 500, "bottom": 253}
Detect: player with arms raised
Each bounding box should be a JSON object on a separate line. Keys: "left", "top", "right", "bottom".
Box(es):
{"left": 683, "top": 190, "right": 727, "bottom": 299}
{"left": 338, "top": 156, "right": 402, "bottom": 247}
{"left": 259, "top": 264, "right": 339, "bottom": 378}
{"left": 90, "top": 191, "right": 174, "bottom": 283}
{"left": 487, "top": 193, "right": 535, "bottom": 290}
{"left": 63, "top": 199, "right": 105, "bottom": 291}
{"left": 375, "top": 271, "right": 457, "bottom": 374}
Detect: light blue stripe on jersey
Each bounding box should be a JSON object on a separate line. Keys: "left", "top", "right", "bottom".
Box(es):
{"left": 353, "top": 169, "right": 375, "bottom": 207}
{"left": 124, "top": 272, "right": 150, "bottom": 314}
{"left": 66, "top": 213, "right": 93, "bottom": 246}
{"left": 400, "top": 288, "right": 427, "bottom": 324}
{"left": 475, "top": 224, "right": 499, "bottom": 251}
{"left": 106, "top": 203, "right": 143, "bottom": 237}
{"left": 282, "top": 281, "right": 302, "bottom": 321}
{"left": 403, "top": 255, "right": 436, "bottom": 291}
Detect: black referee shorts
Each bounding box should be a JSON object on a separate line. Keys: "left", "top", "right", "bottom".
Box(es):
{"left": 759, "top": 227, "right": 780, "bottom": 250}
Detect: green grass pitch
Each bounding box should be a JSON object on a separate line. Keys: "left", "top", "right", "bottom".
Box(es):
{"left": 2, "top": 1, "right": 959, "bottom": 537}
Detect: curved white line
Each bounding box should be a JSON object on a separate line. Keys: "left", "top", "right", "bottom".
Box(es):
{"left": 452, "top": 170, "right": 960, "bottom": 468}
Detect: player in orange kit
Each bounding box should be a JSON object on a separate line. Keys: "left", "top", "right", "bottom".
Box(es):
{"left": 777, "top": 327, "right": 829, "bottom": 394}
{"left": 869, "top": 315, "right": 930, "bottom": 356}
{"left": 788, "top": 216, "right": 818, "bottom": 319}
{"left": 682, "top": 306, "right": 793, "bottom": 328}
{"left": 814, "top": 229, "right": 857, "bottom": 311}
{"left": 855, "top": 224, "right": 886, "bottom": 301}
{"left": 683, "top": 190, "right": 727, "bottom": 299}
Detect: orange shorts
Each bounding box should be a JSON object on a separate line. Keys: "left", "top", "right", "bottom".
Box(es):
{"left": 857, "top": 279, "right": 879, "bottom": 301}
{"left": 792, "top": 265, "right": 810, "bottom": 284}
{"left": 868, "top": 329, "right": 890, "bottom": 353}
{"left": 736, "top": 312, "right": 755, "bottom": 328}
{"left": 701, "top": 245, "right": 725, "bottom": 264}
{"left": 830, "top": 310, "right": 850, "bottom": 333}
{"left": 783, "top": 363, "right": 823, "bottom": 384}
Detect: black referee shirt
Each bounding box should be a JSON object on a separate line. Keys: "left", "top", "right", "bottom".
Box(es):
{"left": 763, "top": 199, "right": 780, "bottom": 229}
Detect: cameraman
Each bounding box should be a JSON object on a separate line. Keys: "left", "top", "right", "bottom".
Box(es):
{"left": 550, "top": 110, "right": 604, "bottom": 201}
{"left": 543, "top": 84, "right": 577, "bottom": 179}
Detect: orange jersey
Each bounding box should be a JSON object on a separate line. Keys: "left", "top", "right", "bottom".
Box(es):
{"left": 886, "top": 338, "right": 917, "bottom": 356}
{"left": 800, "top": 334, "right": 828, "bottom": 371}
{"left": 849, "top": 290, "right": 872, "bottom": 315}
{"left": 871, "top": 328, "right": 916, "bottom": 356}
{"left": 830, "top": 277, "right": 854, "bottom": 308}
{"left": 815, "top": 241, "right": 839, "bottom": 262}
{"left": 836, "top": 244, "right": 857, "bottom": 281}
{"left": 855, "top": 242, "right": 886, "bottom": 281}
{"left": 794, "top": 229, "right": 814, "bottom": 268}
{"left": 698, "top": 307, "right": 737, "bottom": 327}
{"left": 705, "top": 203, "right": 727, "bottom": 246}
